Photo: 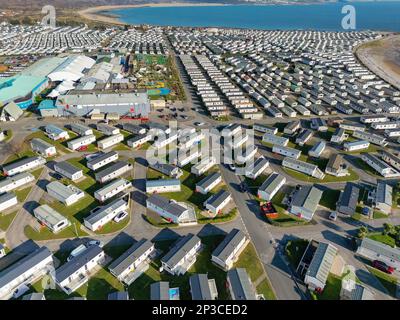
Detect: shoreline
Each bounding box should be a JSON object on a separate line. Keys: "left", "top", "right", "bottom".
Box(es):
{"left": 78, "top": 3, "right": 228, "bottom": 26}
{"left": 78, "top": 1, "right": 337, "bottom": 26}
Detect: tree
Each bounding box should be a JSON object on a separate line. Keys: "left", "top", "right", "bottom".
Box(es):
{"left": 383, "top": 223, "right": 395, "bottom": 236}
{"left": 357, "top": 226, "right": 369, "bottom": 239}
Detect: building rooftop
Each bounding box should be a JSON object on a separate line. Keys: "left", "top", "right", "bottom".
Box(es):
{"left": 55, "top": 245, "right": 103, "bottom": 283}
{"left": 147, "top": 194, "right": 187, "bottom": 218}
{"left": 55, "top": 161, "right": 82, "bottom": 176}
{"left": 161, "top": 233, "right": 201, "bottom": 268}
{"left": 359, "top": 238, "right": 400, "bottom": 262}
{"left": 212, "top": 228, "right": 246, "bottom": 263}
{"left": 205, "top": 190, "right": 231, "bottom": 209}
{"left": 0, "top": 247, "right": 52, "bottom": 290}
{"left": 306, "top": 242, "right": 338, "bottom": 285}
{"left": 227, "top": 268, "right": 256, "bottom": 300}
{"left": 108, "top": 239, "right": 153, "bottom": 277}
{"left": 291, "top": 185, "right": 322, "bottom": 213}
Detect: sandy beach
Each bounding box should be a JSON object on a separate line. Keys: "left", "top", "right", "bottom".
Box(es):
{"left": 78, "top": 2, "right": 227, "bottom": 26}
{"left": 356, "top": 34, "right": 400, "bottom": 90}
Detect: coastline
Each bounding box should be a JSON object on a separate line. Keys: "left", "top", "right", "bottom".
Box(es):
{"left": 78, "top": 3, "right": 228, "bottom": 26}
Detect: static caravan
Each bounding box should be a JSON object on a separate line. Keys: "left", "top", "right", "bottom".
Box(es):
{"left": 0, "top": 192, "right": 18, "bottom": 212}
{"left": 67, "top": 134, "right": 96, "bottom": 151}
{"left": 70, "top": 123, "right": 93, "bottom": 136}
{"left": 191, "top": 157, "right": 216, "bottom": 176}
{"left": 145, "top": 179, "right": 181, "bottom": 194}
{"left": 33, "top": 204, "right": 70, "bottom": 233}
{"left": 97, "top": 124, "right": 120, "bottom": 136}
{"left": 54, "top": 161, "right": 83, "bottom": 182}
{"left": 0, "top": 172, "right": 35, "bottom": 194}
{"left": 87, "top": 151, "right": 118, "bottom": 171}
{"left": 45, "top": 125, "right": 69, "bottom": 141}
{"left": 94, "top": 178, "right": 132, "bottom": 202}
{"left": 272, "top": 145, "right": 301, "bottom": 159}
{"left": 98, "top": 133, "right": 124, "bottom": 150}
{"left": 2, "top": 156, "right": 46, "bottom": 176}
{"left": 30, "top": 138, "right": 57, "bottom": 157}
{"left": 84, "top": 199, "right": 128, "bottom": 231}
{"left": 127, "top": 134, "right": 152, "bottom": 149}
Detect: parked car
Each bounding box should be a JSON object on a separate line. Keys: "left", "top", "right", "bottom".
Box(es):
{"left": 329, "top": 211, "right": 337, "bottom": 221}
{"left": 228, "top": 164, "right": 236, "bottom": 172}
{"left": 87, "top": 240, "right": 104, "bottom": 248}
{"left": 114, "top": 211, "right": 128, "bottom": 223}
{"left": 372, "top": 260, "right": 394, "bottom": 274}
{"left": 67, "top": 244, "right": 87, "bottom": 262}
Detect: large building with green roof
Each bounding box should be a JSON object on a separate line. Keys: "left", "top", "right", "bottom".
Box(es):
{"left": 0, "top": 57, "right": 67, "bottom": 109}
{"left": 0, "top": 75, "right": 48, "bottom": 109}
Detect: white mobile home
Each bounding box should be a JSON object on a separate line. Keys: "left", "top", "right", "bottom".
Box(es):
{"left": 0, "top": 247, "right": 54, "bottom": 300}
{"left": 245, "top": 157, "right": 270, "bottom": 179}
{"left": 211, "top": 229, "right": 249, "bottom": 271}
{"left": 204, "top": 190, "right": 232, "bottom": 216}
{"left": 127, "top": 134, "right": 152, "bottom": 148}
{"left": 94, "top": 178, "right": 132, "bottom": 202}
{"left": 108, "top": 239, "right": 155, "bottom": 285}
{"left": 55, "top": 245, "right": 105, "bottom": 294}
{"left": 145, "top": 179, "right": 181, "bottom": 194}
{"left": 262, "top": 133, "right": 289, "bottom": 147}
{"left": 191, "top": 157, "right": 216, "bottom": 176}
{"left": 0, "top": 172, "right": 35, "bottom": 194}
{"left": 46, "top": 181, "right": 85, "bottom": 206}
{"left": 84, "top": 198, "right": 128, "bottom": 231}
{"left": 67, "top": 134, "right": 96, "bottom": 151}
{"left": 282, "top": 157, "right": 325, "bottom": 179}
{"left": 146, "top": 194, "right": 196, "bottom": 225}
{"left": 195, "top": 172, "right": 222, "bottom": 195}
{"left": 33, "top": 204, "right": 71, "bottom": 233}
{"left": 95, "top": 161, "right": 132, "bottom": 184}
{"left": 2, "top": 156, "right": 46, "bottom": 176}
{"left": 54, "top": 161, "right": 83, "bottom": 181}
{"left": 45, "top": 125, "right": 69, "bottom": 141}
{"left": 160, "top": 233, "right": 201, "bottom": 275}
{"left": 30, "top": 138, "right": 57, "bottom": 157}
{"left": 258, "top": 172, "right": 286, "bottom": 201}
{"left": 97, "top": 124, "right": 120, "bottom": 136}
{"left": 356, "top": 238, "right": 400, "bottom": 270}
{"left": 70, "top": 123, "right": 93, "bottom": 136}
{"left": 272, "top": 145, "right": 301, "bottom": 159}
{"left": 87, "top": 151, "right": 118, "bottom": 171}
{"left": 0, "top": 192, "right": 18, "bottom": 212}
{"left": 97, "top": 133, "right": 124, "bottom": 150}
{"left": 343, "top": 140, "right": 370, "bottom": 152}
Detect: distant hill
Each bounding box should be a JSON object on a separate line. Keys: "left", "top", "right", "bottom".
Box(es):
{"left": 0, "top": 0, "right": 246, "bottom": 10}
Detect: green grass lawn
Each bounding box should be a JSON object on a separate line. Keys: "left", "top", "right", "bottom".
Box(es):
{"left": 130, "top": 235, "right": 275, "bottom": 300}
{"left": 373, "top": 211, "right": 389, "bottom": 219}
{"left": 320, "top": 189, "right": 341, "bottom": 211}
{"left": 22, "top": 234, "right": 275, "bottom": 300}
{"left": 283, "top": 166, "right": 359, "bottom": 184}
{"left": 148, "top": 167, "right": 225, "bottom": 214}
{"left": 367, "top": 232, "right": 396, "bottom": 247}
{"left": 256, "top": 279, "right": 276, "bottom": 300}
{"left": 26, "top": 130, "right": 77, "bottom": 154}
{"left": 367, "top": 266, "right": 398, "bottom": 297}
{"left": 285, "top": 239, "right": 309, "bottom": 268}
{"left": 0, "top": 211, "right": 17, "bottom": 231}
{"left": 311, "top": 273, "right": 343, "bottom": 300}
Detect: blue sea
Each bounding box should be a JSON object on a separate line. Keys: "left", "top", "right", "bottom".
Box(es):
{"left": 109, "top": 2, "right": 400, "bottom": 31}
